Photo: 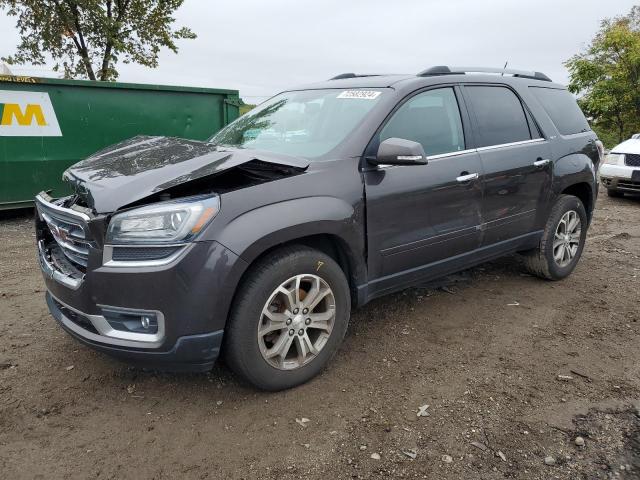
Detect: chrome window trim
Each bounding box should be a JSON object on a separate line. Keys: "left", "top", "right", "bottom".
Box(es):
{"left": 375, "top": 141, "right": 544, "bottom": 169}
{"left": 426, "top": 148, "right": 477, "bottom": 161}
{"left": 475, "top": 138, "right": 546, "bottom": 152}
{"left": 49, "top": 292, "right": 166, "bottom": 348}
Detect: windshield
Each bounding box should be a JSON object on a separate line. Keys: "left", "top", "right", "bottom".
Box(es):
{"left": 209, "top": 89, "right": 387, "bottom": 158}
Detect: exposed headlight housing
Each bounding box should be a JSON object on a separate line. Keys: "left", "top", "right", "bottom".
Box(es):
{"left": 106, "top": 194, "right": 220, "bottom": 245}
{"left": 604, "top": 153, "right": 625, "bottom": 165}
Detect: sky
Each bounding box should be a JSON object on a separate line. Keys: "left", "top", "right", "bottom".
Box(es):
{"left": 0, "top": 0, "right": 637, "bottom": 104}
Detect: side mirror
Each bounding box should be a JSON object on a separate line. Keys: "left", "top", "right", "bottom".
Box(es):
{"left": 369, "top": 138, "right": 428, "bottom": 166}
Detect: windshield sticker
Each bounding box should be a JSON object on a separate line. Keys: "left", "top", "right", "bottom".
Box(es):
{"left": 337, "top": 90, "right": 381, "bottom": 100}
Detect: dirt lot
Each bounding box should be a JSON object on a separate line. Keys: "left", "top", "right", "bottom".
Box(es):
{"left": 1, "top": 188, "right": 639, "bottom": 480}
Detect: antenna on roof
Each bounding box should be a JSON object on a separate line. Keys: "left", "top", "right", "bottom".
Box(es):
{"left": 502, "top": 61, "right": 508, "bottom": 76}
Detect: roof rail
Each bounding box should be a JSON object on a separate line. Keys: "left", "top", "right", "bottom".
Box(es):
{"left": 329, "top": 73, "right": 385, "bottom": 80}
{"left": 417, "top": 66, "right": 552, "bottom": 82}
{"left": 330, "top": 73, "right": 357, "bottom": 80}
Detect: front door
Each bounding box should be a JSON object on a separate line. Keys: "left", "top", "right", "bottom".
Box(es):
{"left": 364, "top": 87, "right": 484, "bottom": 296}
{"left": 462, "top": 85, "right": 553, "bottom": 245}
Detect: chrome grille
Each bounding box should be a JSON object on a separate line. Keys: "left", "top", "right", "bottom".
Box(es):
{"left": 36, "top": 195, "right": 94, "bottom": 269}
{"left": 625, "top": 153, "right": 640, "bottom": 167}
{"left": 618, "top": 180, "right": 640, "bottom": 191}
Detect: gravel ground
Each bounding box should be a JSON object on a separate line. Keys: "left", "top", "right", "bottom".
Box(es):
{"left": 0, "top": 188, "right": 639, "bottom": 479}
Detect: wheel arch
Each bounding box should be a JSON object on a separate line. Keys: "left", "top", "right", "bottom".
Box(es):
{"left": 235, "top": 233, "right": 362, "bottom": 310}
{"left": 215, "top": 196, "right": 367, "bottom": 319}
{"left": 553, "top": 153, "right": 597, "bottom": 222}
{"left": 560, "top": 182, "right": 594, "bottom": 222}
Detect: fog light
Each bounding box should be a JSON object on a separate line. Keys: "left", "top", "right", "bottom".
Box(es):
{"left": 101, "top": 308, "right": 159, "bottom": 334}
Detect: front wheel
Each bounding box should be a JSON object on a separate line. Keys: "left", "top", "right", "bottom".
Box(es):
{"left": 522, "top": 195, "right": 588, "bottom": 280}
{"left": 224, "top": 246, "right": 351, "bottom": 391}
{"left": 607, "top": 188, "right": 624, "bottom": 198}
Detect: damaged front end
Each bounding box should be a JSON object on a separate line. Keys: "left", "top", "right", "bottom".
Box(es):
{"left": 36, "top": 135, "right": 309, "bottom": 287}
{"left": 33, "top": 135, "right": 312, "bottom": 368}
{"left": 35, "top": 192, "right": 96, "bottom": 290}
{"left": 61, "top": 135, "right": 309, "bottom": 214}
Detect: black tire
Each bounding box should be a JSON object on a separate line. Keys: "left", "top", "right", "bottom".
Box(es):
{"left": 522, "top": 195, "right": 588, "bottom": 280}
{"left": 224, "top": 245, "right": 351, "bottom": 391}
{"left": 607, "top": 188, "right": 624, "bottom": 198}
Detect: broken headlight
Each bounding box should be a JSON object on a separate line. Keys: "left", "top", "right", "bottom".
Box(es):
{"left": 106, "top": 194, "right": 220, "bottom": 245}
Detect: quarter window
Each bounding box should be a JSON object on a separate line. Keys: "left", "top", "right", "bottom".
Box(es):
{"left": 530, "top": 87, "right": 590, "bottom": 136}
{"left": 465, "top": 86, "right": 532, "bottom": 147}
{"left": 380, "top": 88, "right": 465, "bottom": 156}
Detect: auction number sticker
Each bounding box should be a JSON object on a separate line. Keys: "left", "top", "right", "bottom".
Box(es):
{"left": 337, "top": 90, "right": 381, "bottom": 100}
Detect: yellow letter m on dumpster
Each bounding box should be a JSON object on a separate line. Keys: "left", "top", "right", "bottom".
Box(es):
{"left": 0, "top": 90, "right": 62, "bottom": 136}
{"left": 1, "top": 104, "right": 47, "bottom": 126}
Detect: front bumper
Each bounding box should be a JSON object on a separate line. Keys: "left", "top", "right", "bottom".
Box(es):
{"left": 39, "top": 238, "right": 246, "bottom": 370}
{"left": 599, "top": 163, "right": 640, "bottom": 193}
{"left": 47, "top": 292, "right": 223, "bottom": 371}
{"left": 35, "top": 195, "right": 248, "bottom": 371}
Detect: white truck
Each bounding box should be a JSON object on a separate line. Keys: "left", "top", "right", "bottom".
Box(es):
{"left": 600, "top": 135, "right": 640, "bottom": 197}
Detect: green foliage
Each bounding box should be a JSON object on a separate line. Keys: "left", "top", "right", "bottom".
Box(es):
{"left": 566, "top": 5, "right": 640, "bottom": 147}
{"left": 0, "top": 0, "right": 196, "bottom": 81}
{"left": 239, "top": 103, "right": 256, "bottom": 116}
{"left": 591, "top": 124, "right": 621, "bottom": 150}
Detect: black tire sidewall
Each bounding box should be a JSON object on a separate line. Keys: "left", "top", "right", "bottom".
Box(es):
{"left": 543, "top": 196, "right": 588, "bottom": 280}
{"left": 225, "top": 248, "right": 350, "bottom": 391}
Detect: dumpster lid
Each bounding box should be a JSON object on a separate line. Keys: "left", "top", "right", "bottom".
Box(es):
{"left": 0, "top": 74, "right": 239, "bottom": 96}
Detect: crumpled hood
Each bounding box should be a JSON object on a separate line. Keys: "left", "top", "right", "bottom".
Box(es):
{"left": 611, "top": 138, "right": 640, "bottom": 155}
{"left": 63, "top": 135, "right": 309, "bottom": 213}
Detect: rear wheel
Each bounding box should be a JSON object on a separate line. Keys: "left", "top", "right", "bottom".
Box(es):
{"left": 224, "top": 246, "right": 351, "bottom": 390}
{"left": 522, "top": 195, "right": 588, "bottom": 280}
{"left": 607, "top": 188, "right": 624, "bottom": 198}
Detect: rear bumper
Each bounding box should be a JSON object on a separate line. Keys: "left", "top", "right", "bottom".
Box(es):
{"left": 47, "top": 292, "right": 223, "bottom": 372}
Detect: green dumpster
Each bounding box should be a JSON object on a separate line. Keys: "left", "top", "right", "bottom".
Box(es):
{"left": 0, "top": 75, "right": 241, "bottom": 210}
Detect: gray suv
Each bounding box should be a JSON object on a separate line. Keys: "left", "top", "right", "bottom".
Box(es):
{"left": 36, "top": 66, "right": 602, "bottom": 390}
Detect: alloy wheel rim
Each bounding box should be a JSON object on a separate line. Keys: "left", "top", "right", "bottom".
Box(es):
{"left": 553, "top": 210, "right": 581, "bottom": 267}
{"left": 258, "top": 274, "right": 336, "bottom": 370}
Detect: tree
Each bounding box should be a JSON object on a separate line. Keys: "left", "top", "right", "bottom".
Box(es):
{"left": 0, "top": 0, "right": 196, "bottom": 81}
{"left": 565, "top": 5, "right": 640, "bottom": 145}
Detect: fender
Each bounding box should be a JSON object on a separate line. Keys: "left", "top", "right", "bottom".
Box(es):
{"left": 215, "top": 195, "right": 367, "bottom": 286}
{"left": 552, "top": 152, "right": 597, "bottom": 199}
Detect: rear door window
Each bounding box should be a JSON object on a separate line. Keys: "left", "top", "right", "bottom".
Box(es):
{"left": 379, "top": 87, "right": 465, "bottom": 156}
{"left": 465, "top": 86, "right": 532, "bottom": 148}
{"left": 530, "top": 87, "right": 590, "bottom": 136}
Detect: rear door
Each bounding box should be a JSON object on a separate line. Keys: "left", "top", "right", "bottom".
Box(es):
{"left": 364, "top": 86, "right": 484, "bottom": 293}
{"left": 462, "top": 85, "right": 553, "bottom": 245}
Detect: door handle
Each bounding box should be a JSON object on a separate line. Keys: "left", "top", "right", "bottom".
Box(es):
{"left": 456, "top": 172, "right": 479, "bottom": 183}
{"left": 533, "top": 158, "right": 551, "bottom": 168}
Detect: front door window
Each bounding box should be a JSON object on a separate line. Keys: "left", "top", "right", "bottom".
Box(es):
{"left": 379, "top": 87, "right": 465, "bottom": 156}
